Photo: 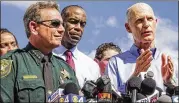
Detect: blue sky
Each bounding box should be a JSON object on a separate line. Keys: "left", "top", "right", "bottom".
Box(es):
{"left": 1, "top": 1, "right": 178, "bottom": 58}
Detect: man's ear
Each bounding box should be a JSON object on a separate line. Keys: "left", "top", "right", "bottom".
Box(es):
{"left": 29, "top": 21, "right": 38, "bottom": 35}
{"left": 155, "top": 18, "right": 158, "bottom": 23}
{"left": 125, "top": 23, "right": 132, "bottom": 33}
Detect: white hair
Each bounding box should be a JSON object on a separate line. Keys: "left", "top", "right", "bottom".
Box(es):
{"left": 126, "top": 2, "right": 155, "bottom": 23}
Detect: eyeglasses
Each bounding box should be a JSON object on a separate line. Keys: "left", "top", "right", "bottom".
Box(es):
{"left": 37, "top": 19, "right": 62, "bottom": 28}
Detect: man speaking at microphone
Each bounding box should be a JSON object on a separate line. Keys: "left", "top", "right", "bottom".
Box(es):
{"left": 0, "top": 1, "right": 79, "bottom": 102}
{"left": 105, "top": 2, "right": 178, "bottom": 93}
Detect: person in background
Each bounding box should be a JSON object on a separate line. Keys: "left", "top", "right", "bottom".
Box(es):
{"left": 94, "top": 42, "right": 122, "bottom": 75}
{"left": 0, "top": 1, "right": 79, "bottom": 102}
{"left": 53, "top": 5, "right": 101, "bottom": 88}
{"left": 0, "top": 28, "right": 19, "bottom": 56}
{"left": 105, "top": 2, "right": 178, "bottom": 93}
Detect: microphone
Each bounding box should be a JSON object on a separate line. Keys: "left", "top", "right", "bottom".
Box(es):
{"left": 166, "top": 83, "right": 175, "bottom": 96}
{"left": 172, "top": 86, "right": 179, "bottom": 103}
{"left": 48, "top": 82, "right": 71, "bottom": 102}
{"left": 81, "top": 80, "right": 98, "bottom": 99}
{"left": 48, "top": 88, "right": 64, "bottom": 102}
{"left": 139, "top": 71, "right": 154, "bottom": 80}
{"left": 136, "top": 93, "right": 146, "bottom": 100}
{"left": 126, "top": 76, "right": 142, "bottom": 102}
{"left": 157, "top": 95, "right": 172, "bottom": 103}
{"left": 165, "top": 83, "right": 179, "bottom": 102}
{"left": 136, "top": 90, "right": 160, "bottom": 103}
{"left": 140, "top": 78, "right": 156, "bottom": 95}
{"left": 96, "top": 75, "right": 111, "bottom": 92}
{"left": 63, "top": 82, "right": 79, "bottom": 95}
{"left": 96, "top": 75, "right": 112, "bottom": 102}
{"left": 59, "top": 82, "right": 86, "bottom": 102}
{"left": 137, "top": 77, "right": 160, "bottom": 103}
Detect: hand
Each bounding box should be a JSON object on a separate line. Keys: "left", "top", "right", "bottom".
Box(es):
{"left": 161, "top": 54, "right": 174, "bottom": 83}
{"left": 133, "top": 49, "right": 153, "bottom": 76}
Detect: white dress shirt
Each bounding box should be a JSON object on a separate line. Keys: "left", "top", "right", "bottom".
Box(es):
{"left": 53, "top": 45, "right": 101, "bottom": 88}
{"left": 105, "top": 44, "right": 178, "bottom": 93}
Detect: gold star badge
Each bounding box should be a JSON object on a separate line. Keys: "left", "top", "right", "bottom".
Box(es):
{"left": 61, "top": 69, "right": 70, "bottom": 79}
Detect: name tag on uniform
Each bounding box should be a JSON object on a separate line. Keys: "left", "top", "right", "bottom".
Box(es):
{"left": 23, "top": 75, "right": 38, "bottom": 79}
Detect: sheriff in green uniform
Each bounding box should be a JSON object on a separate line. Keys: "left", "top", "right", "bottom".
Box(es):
{"left": 0, "top": 1, "right": 79, "bottom": 102}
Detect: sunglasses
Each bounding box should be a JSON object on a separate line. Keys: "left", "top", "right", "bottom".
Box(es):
{"left": 37, "top": 19, "right": 62, "bottom": 28}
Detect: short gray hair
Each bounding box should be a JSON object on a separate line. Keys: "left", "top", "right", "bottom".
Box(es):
{"left": 126, "top": 2, "right": 154, "bottom": 23}
{"left": 23, "top": 1, "right": 59, "bottom": 38}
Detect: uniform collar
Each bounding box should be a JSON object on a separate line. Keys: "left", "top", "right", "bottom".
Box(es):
{"left": 130, "top": 44, "right": 157, "bottom": 59}
{"left": 24, "top": 43, "right": 53, "bottom": 65}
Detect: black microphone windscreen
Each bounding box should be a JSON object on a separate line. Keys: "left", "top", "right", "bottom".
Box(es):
{"left": 141, "top": 78, "right": 156, "bottom": 95}
{"left": 127, "top": 76, "right": 142, "bottom": 91}
{"left": 96, "top": 75, "right": 111, "bottom": 92}
{"left": 64, "top": 82, "right": 79, "bottom": 95}
{"left": 157, "top": 95, "right": 172, "bottom": 103}
{"left": 136, "top": 93, "right": 146, "bottom": 100}
{"left": 81, "top": 80, "right": 97, "bottom": 99}
{"left": 166, "top": 83, "right": 175, "bottom": 96}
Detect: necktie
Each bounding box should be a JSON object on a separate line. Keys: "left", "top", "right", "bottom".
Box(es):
{"left": 64, "top": 50, "right": 75, "bottom": 70}
{"left": 42, "top": 56, "right": 53, "bottom": 102}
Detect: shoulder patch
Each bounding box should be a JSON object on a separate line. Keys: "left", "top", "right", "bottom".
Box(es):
{"left": 0, "top": 59, "right": 13, "bottom": 78}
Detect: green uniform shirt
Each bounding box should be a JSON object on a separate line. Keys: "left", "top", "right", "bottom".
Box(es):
{"left": 0, "top": 43, "right": 79, "bottom": 102}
